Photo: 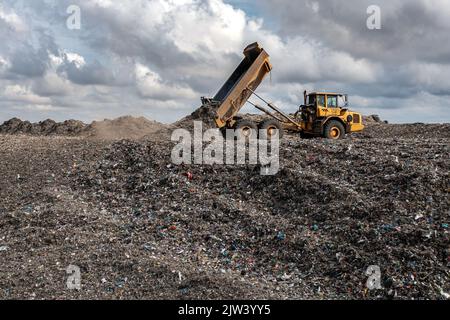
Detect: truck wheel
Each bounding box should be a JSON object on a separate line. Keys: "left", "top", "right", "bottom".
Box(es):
{"left": 324, "top": 120, "right": 345, "bottom": 140}
{"left": 259, "top": 119, "right": 284, "bottom": 139}
{"left": 234, "top": 120, "right": 258, "bottom": 139}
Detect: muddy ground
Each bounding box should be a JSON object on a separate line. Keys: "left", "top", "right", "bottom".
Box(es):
{"left": 0, "top": 119, "right": 449, "bottom": 300}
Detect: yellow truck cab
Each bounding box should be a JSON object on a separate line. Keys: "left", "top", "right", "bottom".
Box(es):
{"left": 299, "top": 91, "right": 365, "bottom": 139}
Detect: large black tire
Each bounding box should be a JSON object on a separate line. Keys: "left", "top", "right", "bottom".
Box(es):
{"left": 259, "top": 119, "right": 284, "bottom": 140}
{"left": 324, "top": 120, "right": 345, "bottom": 140}
{"left": 234, "top": 120, "right": 258, "bottom": 140}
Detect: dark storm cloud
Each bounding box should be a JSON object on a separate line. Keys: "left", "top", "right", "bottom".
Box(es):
{"left": 8, "top": 50, "right": 48, "bottom": 78}
{"left": 58, "top": 60, "right": 115, "bottom": 86}
{"left": 0, "top": 15, "right": 58, "bottom": 79}
{"left": 8, "top": 36, "right": 56, "bottom": 78}
{"left": 261, "top": 0, "right": 450, "bottom": 64}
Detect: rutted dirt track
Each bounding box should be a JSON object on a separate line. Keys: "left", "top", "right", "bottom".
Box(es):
{"left": 0, "top": 119, "right": 449, "bottom": 300}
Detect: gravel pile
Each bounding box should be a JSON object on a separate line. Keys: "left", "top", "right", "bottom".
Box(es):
{"left": 1, "top": 121, "right": 448, "bottom": 300}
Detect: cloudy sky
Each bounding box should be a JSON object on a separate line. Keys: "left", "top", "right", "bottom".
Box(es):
{"left": 0, "top": 0, "right": 449, "bottom": 123}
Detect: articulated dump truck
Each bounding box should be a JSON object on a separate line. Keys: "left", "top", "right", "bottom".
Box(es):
{"left": 201, "top": 42, "right": 364, "bottom": 140}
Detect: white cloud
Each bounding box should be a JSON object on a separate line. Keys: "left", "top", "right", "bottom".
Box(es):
{"left": 135, "top": 63, "right": 197, "bottom": 100}
{"left": 3, "top": 85, "right": 51, "bottom": 105}
{"left": 32, "top": 72, "right": 75, "bottom": 97}
{"left": 0, "top": 55, "right": 9, "bottom": 75}
{"left": 167, "top": 0, "right": 246, "bottom": 56}
{"left": 0, "top": 4, "right": 27, "bottom": 32}
{"left": 400, "top": 62, "right": 450, "bottom": 94}
{"left": 0, "top": 56, "right": 8, "bottom": 66}
{"left": 257, "top": 36, "right": 380, "bottom": 84}
{"left": 307, "top": 1, "right": 320, "bottom": 13}
{"left": 49, "top": 51, "right": 88, "bottom": 71}
{"left": 351, "top": 91, "right": 450, "bottom": 123}
{"left": 63, "top": 52, "right": 86, "bottom": 68}
{"left": 14, "top": 104, "right": 64, "bottom": 111}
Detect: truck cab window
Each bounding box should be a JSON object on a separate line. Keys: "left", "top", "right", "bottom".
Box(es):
{"left": 327, "top": 96, "right": 338, "bottom": 108}
{"left": 317, "top": 95, "right": 325, "bottom": 107}
{"left": 307, "top": 95, "right": 316, "bottom": 105}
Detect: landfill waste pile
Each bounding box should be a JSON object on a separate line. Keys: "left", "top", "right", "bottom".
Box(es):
{"left": 0, "top": 113, "right": 449, "bottom": 300}
{"left": 86, "top": 116, "right": 171, "bottom": 140}
{"left": 0, "top": 116, "right": 170, "bottom": 140}
{"left": 0, "top": 118, "right": 87, "bottom": 136}
{"left": 360, "top": 122, "right": 450, "bottom": 140}
{"left": 175, "top": 105, "right": 219, "bottom": 130}
{"left": 363, "top": 115, "right": 387, "bottom": 124}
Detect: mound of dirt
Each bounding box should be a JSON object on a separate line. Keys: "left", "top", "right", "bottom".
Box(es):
{"left": 86, "top": 116, "right": 170, "bottom": 140}
{"left": 0, "top": 118, "right": 87, "bottom": 136}
{"left": 0, "top": 116, "right": 172, "bottom": 140}
{"left": 363, "top": 115, "right": 384, "bottom": 124}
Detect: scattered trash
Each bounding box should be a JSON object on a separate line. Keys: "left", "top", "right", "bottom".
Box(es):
{"left": 0, "top": 246, "right": 8, "bottom": 252}
{"left": 0, "top": 117, "right": 449, "bottom": 300}
{"left": 0, "top": 118, "right": 86, "bottom": 136}
{"left": 143, "top": 244, "right": 153, "bottom": 251}
{"left": 22, "top": 205, "right": 34, "bottom": 215}
{"left": 179, "top": 287, "right": 189, "bottom": 295}
{"left": 221, "top": 248, "right": 229, "bottom": 257}
{"left": 440, "top": 289, "right": 450, "bottom": 300}
{"left": 276, "top": 231, "right": 286, "bottom": 241}
{"left": 279, "top": 273, "right": 292, "bottom": 281}
{"left": 115, "top": 277, "right": 127, "bottom": 288}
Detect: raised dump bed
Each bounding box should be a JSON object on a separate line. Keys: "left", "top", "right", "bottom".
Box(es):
{"left": 205, "top": 42, "right": 272, "bottom": 129}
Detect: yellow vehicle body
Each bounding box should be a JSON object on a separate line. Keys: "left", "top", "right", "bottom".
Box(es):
{"left": 285, "top": 91, "right": 365, "bottom": 139}
{"left": 212, "top": 42, "right": 272, "bottom": 129}
{"left": 201, "top": 42, "right": 364, "bottom": 139}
